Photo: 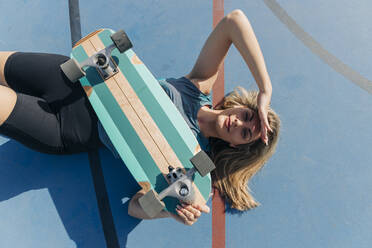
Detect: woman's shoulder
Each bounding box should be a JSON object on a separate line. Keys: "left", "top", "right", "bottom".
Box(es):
{"left": 160, "top": 76, "right": 212, "bottom": 99}
{"left": 184, "top": 74, "right": 215, "bottom": 96}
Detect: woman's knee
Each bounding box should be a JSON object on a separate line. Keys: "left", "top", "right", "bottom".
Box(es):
{"left": 0, "top": 85, "right": 17, "bottom": 126}
{"left": 0, "top": 51, "right": 16, "bottom": 87}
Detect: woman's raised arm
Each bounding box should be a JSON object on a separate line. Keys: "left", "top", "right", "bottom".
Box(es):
{"left": 186, "top": 9, "right": 272, "bottom": 95}
{"left": 186, "top": 9, "right": 273, "bottom": 143}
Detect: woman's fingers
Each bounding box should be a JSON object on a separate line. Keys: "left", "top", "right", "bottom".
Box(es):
{"left": 192, "top": 203, "right": 210, "bottom": 213}
{"left": 260, "top": 123, "right": 268, "bottom": 145}
{"left": 175, "top": 206, "right": 195, "bottom": 225}
{"left": 257, "top": 90, "right": 273, "bottom": 145}
{"left": 172, "top": 210, "right": 193, "bottom": 225}
{"left": 176, "top": 206, "right": 194, "bottom": 220}
{"left": 258, "top": 109, "right": 270, "bottom": 145}
{"left": 174, "top": 203, "right": 210, "bottom": 226}
{"left": 179, "top": 204, "right": 200, "bottom": 219}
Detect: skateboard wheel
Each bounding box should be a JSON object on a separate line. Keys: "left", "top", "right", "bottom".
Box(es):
{"left": 60, "top": 58, "right": 85, "bottom": 82}
{"left": 138, "top": 189, "right": 165, "bottom": 218}
{"left": 110, "top": 30, "right": 133, "bottom": 53}
{"left": 190, "top": 150, "right": 216, "bottom": 177}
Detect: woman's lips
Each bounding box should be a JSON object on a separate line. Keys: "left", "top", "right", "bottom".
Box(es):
{"left": 226, "top": 115, "right": 230, "bottom": 132}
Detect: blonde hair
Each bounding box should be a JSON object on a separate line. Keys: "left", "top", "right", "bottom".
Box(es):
{"left": 209, "top": 87, "right": 280, "bottom": 211}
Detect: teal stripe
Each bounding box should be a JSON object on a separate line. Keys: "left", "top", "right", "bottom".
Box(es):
{"left": 102, "top": 30, "right": 195, "bottom": 149}
{"left": 71, "top": 44, "right": 169, "bottom": 198}
{"left": 89, "top": 90, "right": 148, "bottom": 182}
{"left": 99, "top": 30, "right": 211, "bottom": 200}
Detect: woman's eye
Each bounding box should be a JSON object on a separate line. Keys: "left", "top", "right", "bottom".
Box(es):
{"left": 242, "top": 128, "right": 247, "bottom": 138}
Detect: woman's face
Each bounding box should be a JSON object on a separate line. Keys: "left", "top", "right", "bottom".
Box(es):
{"left": 216, "top": 106, "right": 261, "bottom": 147}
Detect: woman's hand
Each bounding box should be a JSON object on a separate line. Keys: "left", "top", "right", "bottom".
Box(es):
{"left": 170, "top": 203, "right": 210, "bottom": 226}
{"left": 257, "top": 90, "right": 273, "bottom": 145}
{"left": 129, "top": 182, "right": 210, "bottom": 225}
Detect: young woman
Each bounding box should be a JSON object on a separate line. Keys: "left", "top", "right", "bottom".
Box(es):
{"left": 0, "top": 10, "right": 280, "bottom": 225}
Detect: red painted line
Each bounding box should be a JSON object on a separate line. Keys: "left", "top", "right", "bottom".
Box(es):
{"left": 212, "top": 1, "right": 225, "bottom": 248}
{"left": 212, "top": 0, "right": 225, "bottom": 105}
{"left": 212, "top": 187, "right": 225, "bottom": 248}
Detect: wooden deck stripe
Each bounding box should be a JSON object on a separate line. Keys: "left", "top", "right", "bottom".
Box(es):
{"left": 73, "top": 29, "right": 103, "bottom": 48}
{"left": 81, "top": 39, "right": 168, "bottom": 177}
{"left": 90, "top": 34, "right": 172, "bottom": 174}
{"left": 99, "top": 30, "right": 199, "bottom": 155}
{"left": 72, "top": 45, "right": 151, "bottom": 184}
{"left": 212, "top": 0, "right": 226, "bottom": 248}
{"left": 81, "top": 34, "right": 206, "bottom": 206}
{"left": 112, "top": 66, "right": 209, "bottom": 206}
{"left": 106, "top": 77, "right": 170, "bottom": 174}
{"left": 75, "top": 41, "right": 163, "bottom": 183}
{"left": 75, "top": 39, "right": 175, "bottom": 211}
{"left": 112, "top": 75, "right": 178, "bottom": 169}
{"left": 96, "top": 30, "right": 212, "bottom": 202}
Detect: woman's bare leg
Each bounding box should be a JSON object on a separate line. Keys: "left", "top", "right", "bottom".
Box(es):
{"left": 0, "top": 85, "right": 17, "bottom": 126}
{"left": 0, "top": 51, "right": 16, "bottom": 87}
{"left": 0, "top": 52, "right": 17, "bottom": 125}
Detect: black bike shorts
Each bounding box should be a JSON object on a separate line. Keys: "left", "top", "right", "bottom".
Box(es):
{"left": 0, "top": 52, "right": 103, "bottom": 154}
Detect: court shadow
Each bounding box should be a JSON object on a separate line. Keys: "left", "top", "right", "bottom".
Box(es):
{"left": 97, "top": 148, "right": 143, "bottom": 247}
{"left": 0, "top": 139, "right": 141, "bottom": 248}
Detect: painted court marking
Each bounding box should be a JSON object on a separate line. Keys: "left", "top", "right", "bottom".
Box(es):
{"left": 264, "top": 0, "right": 372, "bottom": 95}
{"left": 212, "top": 1, "right": 226, "bottom": 248}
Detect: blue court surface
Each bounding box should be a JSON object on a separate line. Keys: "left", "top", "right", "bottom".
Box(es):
{"left": 1, "top": 0, "right": 371, "bottom": 247}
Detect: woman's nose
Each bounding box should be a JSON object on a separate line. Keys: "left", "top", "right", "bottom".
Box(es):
{"left": 251, "top": 118, "right": 260, "bottom": 133}
{"left": 234, "top": 118, "right": 242, "bottom": 127}
{"left": 251, "top": 122, "right": 257, "bottom": 132}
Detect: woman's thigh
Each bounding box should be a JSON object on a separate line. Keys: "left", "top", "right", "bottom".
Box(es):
{"left": 2, "top": 52, "right": 103, "bottom": 153}
{"left": 3, "top": 52, "right": 73, "bottom": 102}
{"left": 0, "top": 51, "right": 16, "bottom": 87}
{"left": 0, "top": 92, "right": 68, "bottom": 154}
{"left": 0, "top": 85, "right": 17, "bottom": 126}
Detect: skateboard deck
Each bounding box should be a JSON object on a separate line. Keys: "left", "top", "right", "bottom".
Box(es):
{"left": 69, "top": 28, "right": 212, "bottom": 214}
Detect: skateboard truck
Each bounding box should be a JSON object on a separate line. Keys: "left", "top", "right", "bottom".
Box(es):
{"left": 60, "top": 30, "right": 133, "bottom": 82}
{"left": 138, "top": 150, "right": 216, "bottom": 218}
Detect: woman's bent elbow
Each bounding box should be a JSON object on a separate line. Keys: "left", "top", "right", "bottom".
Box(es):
{"left": 226, "top": 9, "right": 247, "bottom": 21}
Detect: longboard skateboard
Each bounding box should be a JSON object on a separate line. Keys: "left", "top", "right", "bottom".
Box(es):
{"left": 60, "top": 28, "right": 215, "bottom": 217}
